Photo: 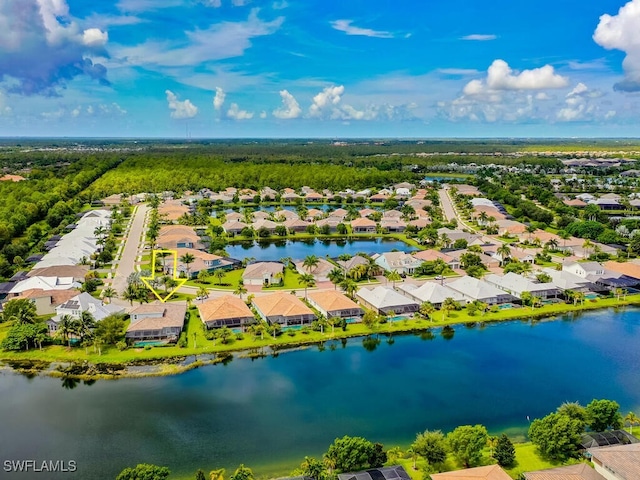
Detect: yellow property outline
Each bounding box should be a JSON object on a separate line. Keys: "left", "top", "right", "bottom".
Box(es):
{"left": 141, "top": 249, "right": 188, "bottom": 303}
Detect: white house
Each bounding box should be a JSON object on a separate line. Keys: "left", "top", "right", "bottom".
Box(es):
{"left": 396, "top": 282, "right": 466, "bottom": 309}
{"left": 375, "top": 252, "right": 422, "bottom": 275}
{"left": 446, "top": 276, "right": 514, "bottom": 305}
{"left": 356, "top": 286, "right": 419, "bottom": 315}
{"left": 47, "top": 292, "right": 125, "bottom": 334}
{"left": 484, "top": 273, "right": 560, "bottom": 300}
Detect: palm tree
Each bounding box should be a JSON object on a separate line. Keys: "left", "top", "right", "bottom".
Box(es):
{"left": 419, "top": 301, "right": 435, "bottom": 320}
{"left": 441, "top": 297, "right": 457, "bottom": 321}
{"left": 546, "top": 238, "right": 559, "bottom": 251}
{"left": 78, "top": 311, "right": 96, "bottom": 341}
{"left": 439, "top": 233, "right": 451, "bottom": 249}
{"left": 531, "top": 295, "right": 542, "bottom": 310}
{"left": 340, "top": 279, "right": 357, "bottom": 299}
{"left": 57, "top": 315, "right": 75, "bottom": 348}
{"left": 122, "top": 283, "right": 138, "bottom": 306}
{"left": 162, "top": 275, "right": 178, "bottom": 294}
{"left": 196, "top": 286, "right": 209, "bottom": 302}
{"left": 197, "top": 270, "right": 210, "bottom": 284}
{"left": 102, "top": 286, "right": 117, "bottom": 304}
{"left": 478, "top": 211, "right": 489, "bottom": 225}
{"left": 214, "top": 269, "right": 226, "bottom": 285}
{"left": 496, "top": 244, "right": 512, "bottom": 266}
{"left": 234, "top": 282, "right": 247, "bottom": 300}
{"left": 525, "top": 224, "right": 537, "bottom": 241}
{"left": 327, "top": 316, "right": 341, "bottom": 335}
{"left": 302, "top": 254, "right": 319, "bottom": 273}
{"left": 582, "top": 239, "right": 594, "bottom": 258}
{"left": 328, "top": 268, "right": 344, "bottom": 290}
{"left": 158, "top": 251, "right": 171, "bottom": 273}
{"left": 574, "top": 291, "right": 586, "bottom": 306}
{"left": 384, "top": 270, "right": 402, "bottom": 287}
{"left": 624, "top": 412, "right": 639, "bottom": 435}
{"left": 299, "top": 273, "right": 316, "bottom": 298}
{"left": 180, "top": 252, "right": 196, "bottom": 279}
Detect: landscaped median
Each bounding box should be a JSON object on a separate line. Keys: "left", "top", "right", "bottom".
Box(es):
{"left": 1, "top": 294, "right": 639, "bottom": 379}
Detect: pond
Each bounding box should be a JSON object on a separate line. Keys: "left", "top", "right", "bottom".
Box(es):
{"left": 1, "top": 308, "right": 640, "bottom": 479}
{"left": 226, "top": 238, "right": 416, "bottom": 262}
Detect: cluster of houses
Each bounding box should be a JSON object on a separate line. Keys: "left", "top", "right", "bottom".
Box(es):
{"left": 0, "top": 210, "right": 129, "bottom": 336}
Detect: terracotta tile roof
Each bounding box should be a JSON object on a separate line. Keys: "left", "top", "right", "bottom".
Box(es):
{"left": 17, "top": 288, "right": 78, "bottom": 306}
{"left": 243, "top": 262, "right": 284, "bottom": 280}
{"left": 524, "top": 463, "right": 604, "bottom": 480}
{"left": 252, "top": 293, "right": 314, "bottom": 317}
{"left": 412, "top": 250, "right": 454, "bottom": 263}
{"left": 128, "top": 302, "right": 187, "bottom": 331}
{"left": 431, "top": 465, "right": 512, "bottom": 480}
{"left": 307, "top": 290, "right": 361, "bottom": 312}
{"left": 197, "top": 295, "right": 254, "bottom": 322}
{"left": 588, "top": 442, "right": 640, "bottom": 479}
{"left": 604, "top": 261, "right": 640, "bottom": 280}
{"left": 350, "top": 217, "right": 377, "bottom": 227}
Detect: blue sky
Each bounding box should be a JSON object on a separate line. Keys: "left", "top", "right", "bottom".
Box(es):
{"left": 1, "top": 0, "right": 640, "bottom": 137}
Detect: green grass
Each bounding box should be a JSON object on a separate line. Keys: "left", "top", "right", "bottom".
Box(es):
{"left": 184, "top": 268, "right": 245, "bottom": 290}
{"left": 506, "top": 443, "right": 562, "bottom": 478}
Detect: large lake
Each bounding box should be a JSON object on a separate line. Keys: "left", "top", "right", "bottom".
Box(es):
{"left": 2, "top": 308, "right": 640, "bottom": 479}
{"left": 226, "top": 238, "right": 415, "bottom": 262}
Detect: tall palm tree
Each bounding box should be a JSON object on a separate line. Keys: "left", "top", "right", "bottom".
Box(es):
{"left": 419, "top": 301, "right": 435, "bottom": 320}
{"left": 180, "top": 252, "right": 196, "bottom": 279}
{"left": 234, "top": 282, "right": 247, "bottom": 300}
{"left": 328, "top": 268, "right": 344, "bottom": 290}
{"left": 57, "top": 315, "right": 75, "bottom": 348}
{"left": 78, "top": 311, "right": 96, "bottom": 341}
{"left": 196, "top": 286, "right": 209, "bottom": 303}
{"left": 214, "top": 269, "right": 226, "bottom": 285}
{"left": 102, "top": 286, "right": 117, "bottom": 304}
{"left": 340, "top": 279, "right": 357, "bottom": 299}
{"left": 122, "top": 283, "right": 138, "bottom": 306}
{"left": 384, "top": 270, "right": 402, "bottom": 287}
{"left": 299, "top": 273, "right": 316, "bottom": 299}
{"left": 197, "top": 270, "right": 210, "bottom": 284}
{"left": 302, "top": 254, "right": 319, "bottom": 273}
{"left": 441, "top": 297, "right": 458, "bottom": 321}
{"left": 496, "top": 244, "right": 512, "bottom": 266}
{"left": 624, "top": 412, "right": 639, "bottom": 435}
{"left": 327, "top": 316, "right": 341, "bottom": 335}
{"left": 582, "top": 239, "right": 594, "bottom": 258}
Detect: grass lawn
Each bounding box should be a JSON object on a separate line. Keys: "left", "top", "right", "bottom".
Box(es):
{"left": 185, "top": 268, "right": 245, "bottom": 290}
{"left": 506, "top": 443, "right": 561, "bottom": 478}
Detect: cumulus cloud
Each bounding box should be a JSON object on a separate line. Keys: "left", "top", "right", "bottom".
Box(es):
{"left": 0, "top": 92, "right": 12, "bottom": 115}
{"left": 260, "top": 111, "right": 267, "bottom": 118}
{"left": 213, "top": 87, "right": 226, "bottom": 111}
{"left": 330, "top": 20, "right": 393, "bottom": 38}
{"left": 165, "top": 90, "right": 198, "bottom": 119}
{"left": 273, "top": 90, "right": 302, "bottom": 119}
{"left": 227, "top": 103, "right": 253, "bottom": 120}
{"left": 463, "top": 60, "right": 569, "bottom": 96}
{"left": 309, "top": 85, "right": 345, "bottom": 117}
{"left": 557, "top": 83, "right": 606, "bottom": 122}
{"left": 593, "top": 0, "right": 640, "bottom": 91}
{"left": 0, "top": 0, "right": 109, "bottom": 95}
{"left": 461, "top": 34, "right": 497, "bottom": 41}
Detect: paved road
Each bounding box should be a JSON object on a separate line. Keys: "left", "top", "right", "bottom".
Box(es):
{"left": 438, "top": 187, "right": 458, "bottom": 222}
{"left": 110, "top": 204, "right": 149, "bottom": 302}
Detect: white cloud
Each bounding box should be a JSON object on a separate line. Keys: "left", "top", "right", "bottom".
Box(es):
{"left": 461, "top": 34, "right": 497, "bottom": 41}
{"left": 213, "top": 87, "right": 226, "bottom": 110}
{"left": 272, "top": 0, "right": 288, "bottom": 9}
{"left": 116, "top": 9, "right": 284, "bottom": 67}
{"left": 330, "top": 20, "right": 393, "bottom": 38}
{"left": 273, "top": 89, "right": 302, "bottom": 119}
{"left": 165, "top": 90, "right": 198, "bottom": 119}
{"left": 227, "top": 103, "right": 253, "bottom": 120}
{"left": 462, "top": 60, "right": 569, "bottom": 96}
{"left": 0, "top": 91, "right": 11, "bottom": 115}
{"left": 0, "top": 0, "right": 110, "bottom": 95}
{"left": 260, "top": 110, "right": 267, "bottom": 118}
{"left": 117, "top": 0, "right": 182, "bottom": 12}
{"left": 82, "top": 28, "right": 108, "bottom": 47}
{"left": 556, "top": 83, "right": 605, "bottom": 122}
{"left": 309, "top": 85, "right": 344, "bottom": 117}
{"left": 232, "top": 0, "right": 250, "bottom": 5}
{"left": 593, "top": 0, "right": 640, "bottom": 91}
{"left": 200, "top": 0, "right": 222, "bottom": 6}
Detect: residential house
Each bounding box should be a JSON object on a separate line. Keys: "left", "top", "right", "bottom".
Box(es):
{"left": 592, "top": 198, "right": 622, "bottom": 210}
{"left": 330, "top": 208, "right": 348, "bottom": 220}
{"left": 158, "top": 200, "right": 190, "bottom": 222}
{"left": 337, "top": 255, "right": 370, "bottom": 272}
{"left": 409, "top": 218, "right": 430, "bottom": 229}
{"left": 541, "top": 267, "right": 596, "bottom": 293}
{"left": 380, "top": 218, "right": 407, "bottom": 232}
{"left": 359, "top": 208, "right": 377, "bottom": 218}
{"left": 524, "top": 464, "right": 604, "bottom": 480}
{"left": 446, "top": 276, "right": 514, "bottom": 305}
{"left": 484, "top": 272, "right": 560, "bottom": 299}
{"left": 495, "top": 219, "right": 527, "bottom": 236}
{"left": 252, "top": 292, "right": 316, "bottom": 326}
{"left": 396, "top": 282, "right": 466, "bottom": 309}
{"left": 375, "top": 251, "right": 422, "bottom": 275}
{"left": 369, "top": 192, "right": 389, "bottom": 203}
{"left": 165, "top": 248, "right": 234, "bottom": 279}
{"left": 431, "top": 465, "right": 512, "bottom": 480}
{"left": 413, "top": 249, "right": 460, "bottom": 270}
{"left": 356, "top": 286, "right": 419, "bottom": 315}
{"left": 222, "top": 221, "right": 249, "bottom": 236}
{"left": 437, "top": 228, "right": 482, "bottom": 248}
{"left": 563, "top": 198, "right": 588, "bottom": 208}
{"left": 295, "top": 257, "right": 336, "bottom": 282}
{"left": 588, "top": 443, "right": 640, "bottom": 480}
{"left": 563, "top": 261, "right": 639, "bottom": 290}
{"left": 27, "top": 265, "right": 89, "bottom": 282}
{"left": 252, "top": 211, "right": 271, "bottom": 221}
{"left": 47, "top": 292, "right": 125, "bottom": 334}
{"left": 157, "top": 225, "right": 204, "bottom": 250}
{"left": 307, "top": 290, "right": 364, "bottom": 320}
{"left": 126, "top": 302, "right": 187, "bottom": 342}
{"left": 452, "top": 184, "right": 482, "bottom": 196}
{"left": 276, "top": 209, "right": 300, "bottom": 222}
{"left": 284, "top": 218, "right": 311, "bottom": 233}
{"left": 338, "top": 465, "right": 411, "bottom": 480}
{"left": 242, "top": 262, "right": 284, "bottom": 286}
{"left": 16, "top": 289, "right": 78, "bottom": 316}
{"left": 9, "top": 276, "right": 81, "bottom": 297}
{"left": 198, "top": 295, "right": 255, "bottom": 330}
{"left": 306, "top": 208, "right": 325, "bottom": 221}
{"left": 315, "top": 217, "right": 341, "bottom": 232}
{"left": 304, "top": 191, "right": 324, "bottom": 202}
{"left": 251, "top": 219, "right": 278, "bottom": 235}
{"left": 604, "top": 260, "right": 640, "bottom": 280}
{"left": 226, "top": 212, "right": 244, "bottom": 222}
{"left": 351, "top": 217, "right": 377, "bottom": 233}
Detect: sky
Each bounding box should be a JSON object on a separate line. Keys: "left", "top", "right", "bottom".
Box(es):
{"left": 1, "top": 0, "right": 640, "bottom": 138}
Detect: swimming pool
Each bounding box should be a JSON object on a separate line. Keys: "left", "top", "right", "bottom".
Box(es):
{"left": 133, "top": 340, "right": 167, "bottom": 347}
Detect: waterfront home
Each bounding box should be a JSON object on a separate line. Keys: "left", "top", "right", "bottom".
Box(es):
{"left": 446, "top": 276, "right": 513, "bottom": 305}
{"left": 304, "top": 191, "right": 324, "bottom": 202}
{"left": 484, "top": 272, "right": 560, "bottom": 300}
{"left": 305, "top": 208, "right": 324, "bottom": 220}
{"left": 409, "top": 218, "right": 430, "bottom": 229}
{"left": 337, "top": 254, "right": 369, "bottom": 272}
{"left": 226, "top": 212, "right": 244, "bottom": 222}
{"left": 330, "top": 208, "right": 349, "bottom": 220}
{"left": 222, "top": 221, "right": 249, "bottom": 236}
{"left": 295, "top": 257, "right": 335, "bottom": 282}
{"left": 540, "top": 267, "right": 596, "bottom": 293}
{"left": 380, "top": 218, "right": 407, "bottom": 232}
{"left": 604, "top": 260, "right": 640, "bottom": 280}
{"left": 284, "top": 218, "right": 311, "bottom": 233}
{"left": 351, "top": 217, "right": 377, "bottom": 233}
{"left": 126, "top": 302, "right": 187, "bottom": 342}
{"left": 315, "top": 217, "right": 341, "bottom": 232}
{"left": 524, "top": 464, "right": 604, "bottom": 480}
{"left": 260, "top": 187, "right": 279, "bottom": 200}
{"left": 431, "top": 465, "right": 512, "bottom": 480}
{"left": 165, "top": 248, "right": 234, "bottom": 279}
{"left": 307, "top": 290, "right": 364, "bottom": 320}
{"left": 359, "top": 208, "right": 377, "bottom": 218}
{"left": 16, "top": 288, "right": 78, "bottom": 316}
{"left": 276, "top": 209, "right": 300, "bottom": 221}
{"left": 252, "top": 292, "right": 316, "bottom": 326}
{"left": 396, "top": 282, "right": 466, "bottom": 309}
{"left": 587, "top": 443, "right": 640, "bottom": 480}
{"left": 242, "top": 262, "right": 284, "bottom": 286}
{"left": 369, "top": 192, "right": 389, "bottom": 203}
{"left": 356, "top": 286, "right": 419, "bottom": 315}
{"left": 47, "top": 292, "right": 125, "bottom": 334}
{"left": 375, "top": 251, "right": 422, "bottom": 275}
{"left": 413, "top": 249, "right": 460, "bottom": 270}
{"left": 251, "top": 219, "right": 278, "bottom": 234}
{"left": 564, "top": 261, "right": 640, "bottom": 290}
{"left": 157, "top": 225, "right": 203, "bottom": 250}
{"left": 252, "top": 211, "right": 271, "bottom": 221}
{"left": 198, "top": 295, "right": 255, "bottom": 330}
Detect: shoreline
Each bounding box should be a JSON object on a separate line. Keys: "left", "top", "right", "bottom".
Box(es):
{"left": 2, "top": 295, "right": 638, "bottom": 380}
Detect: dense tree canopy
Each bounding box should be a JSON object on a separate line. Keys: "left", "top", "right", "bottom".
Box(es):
{"left": 324, "top": 435, "right": 385, "bottom": 473}
{"left": 446, "top": 425, "right": 488, "bottom": 468}
{"left": 115, "top": 463, "right": 170, "bottom": 480}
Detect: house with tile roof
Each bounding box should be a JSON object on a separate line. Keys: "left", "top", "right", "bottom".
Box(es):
{"left": 295, "top": 257, "right": 336, "bottom": 282}
{"left": 47, "top": 292, "right": 125, "bottom": 334}
{"left": 484, "top": 272, "right": 560, "bottom": 299}
{"left": 524, "top": 464, "right": 604, "bottom": 480}
{"left": 198, "top": 295, "right": 255, "bottom": 330}
{"left": 375, "top": 251, "right": 422, "bottom": 275}
{"left": 242, "top": 262, "right": 284, "bottom": 286}
{"left": 351, "top": 217, "right": 377, "bottom": 233}
{"left": 446, "top": 276, "right": 514, "bottom": 305}
{"left": 396, "top": 282, "right": 466, "bottom": 309}
{"left": 588, "top": 443, "right": 640, "bottom": 480}
{"left": 126, "top": 302, "right": 187, "bottom": 341}
{"left": 307, "top": 290, "right": 364, "bottom": 320}
{"left": 431, "top": 465, "right": 511, "bottom": 480}
{"left": 356, "top": 286, "right": 418, "bottom": 315}
{"left": 252, "top": 292, "right": 316, "bottom": 326}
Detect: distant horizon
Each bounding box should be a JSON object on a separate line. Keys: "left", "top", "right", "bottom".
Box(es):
{"left": 1, "top": 1, "right": 640, "bottom": 137}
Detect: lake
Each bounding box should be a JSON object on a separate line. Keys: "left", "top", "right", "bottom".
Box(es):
{"left": 1, "top": 308, "right": 640, "bottom": 479}
{"left": 226, "top": 238, "right": 416, "bottom": 262}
